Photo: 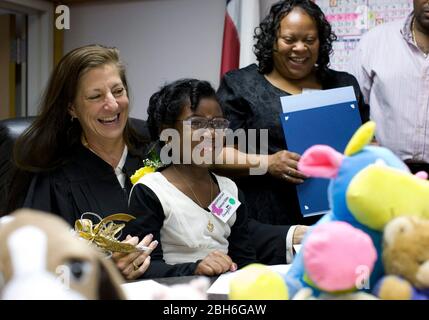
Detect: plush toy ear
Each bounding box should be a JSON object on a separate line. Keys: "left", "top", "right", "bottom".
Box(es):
{"left": 298, "top": 145, "right": 344, "bottom": 178}
{"left": 344, "top": 121, "right": 376, "bottom": 156}
{"left": 97, "top": 255, "right": 126, "bottom": 300}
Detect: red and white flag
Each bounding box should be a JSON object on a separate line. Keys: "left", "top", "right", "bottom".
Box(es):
{"left": 220, "top": 0, "right": 260, "bottom": 78}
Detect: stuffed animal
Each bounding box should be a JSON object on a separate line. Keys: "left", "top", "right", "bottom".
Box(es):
{"left": 373, "top": 216, "right": 429, "bottom": 300}
{"left": 291, "top": 221, "right": 377, "bottom": 300}
{"left": 229, "top": 263, "right": 289, "bottom": 300}
{"left": 0, "top": 209, "right": 126, "bottom": 300}
{"left": 285, "top": 121, "right": 429, "bottom": 297}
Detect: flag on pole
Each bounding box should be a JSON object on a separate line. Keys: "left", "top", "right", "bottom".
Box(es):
{"left": 220, "top": 0, "right": 260, "bottom": 78}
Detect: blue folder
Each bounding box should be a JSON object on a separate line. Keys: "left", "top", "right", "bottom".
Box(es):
{"left": 279, "top": 86, "right": 362, "bottom": 217}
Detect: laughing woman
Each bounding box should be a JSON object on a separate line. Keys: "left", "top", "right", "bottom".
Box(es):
{"left": 7, "top": 45, "right": 157, "bottom": 280}
{"left": 216, "top": 0, "right": 370, "bottom": 264}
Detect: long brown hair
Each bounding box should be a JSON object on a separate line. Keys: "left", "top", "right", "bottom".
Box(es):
{"left": 6, "top": 45, "right": 146, "bottom": 214}
{"left": 14, "top": 44, "right": 142, "bottom": 172}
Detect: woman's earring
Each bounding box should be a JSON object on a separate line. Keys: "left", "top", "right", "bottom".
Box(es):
{"left": 71, "top": 116, "right": 74, "bottom": 122}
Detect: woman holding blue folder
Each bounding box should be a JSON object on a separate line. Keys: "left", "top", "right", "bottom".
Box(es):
{"left": 217, "top": 0, "right": 369, "bottom": 264}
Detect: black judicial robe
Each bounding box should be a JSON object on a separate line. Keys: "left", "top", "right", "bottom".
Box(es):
{"left": 23, "top": 144, "right": 145, "bottom": 233}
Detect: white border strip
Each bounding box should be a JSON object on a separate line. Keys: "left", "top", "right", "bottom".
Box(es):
{"left": 280, "top": 86, "right": 356, "bottom": 113}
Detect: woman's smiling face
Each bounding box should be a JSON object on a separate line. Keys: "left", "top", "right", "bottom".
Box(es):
{"left": 70, "top": 63, "right": 129, "bottom": 145}
{"left": 273, "top": 7, "right": 320, "bottom": 80}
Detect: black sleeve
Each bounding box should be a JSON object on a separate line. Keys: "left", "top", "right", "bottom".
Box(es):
{"left": 127, "top": 184, "right": 201, "bottom": 278}
{"left": 217, "top": 74, "right": 253, "bottom": 131}
{"left": 248, "top": 219, "right": 291, "bottom": 265}
{"left": 23, "top": 173, "right": 58, "bottom": 215}
{"left": 22, "top": 172, "right": 79, "bottom": 226}
{"left": 4, "top": 168, "right": 33, "bottom": 215}
{"left": 226, "top": 189, "right": 257, "bottom": 268}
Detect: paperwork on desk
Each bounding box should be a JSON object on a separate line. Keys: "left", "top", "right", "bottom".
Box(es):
{"left": 122, "top": 280, "right": 168, "bottom": 300}
{"left": 206, "top": 264, "right": 291, "bottom": 295}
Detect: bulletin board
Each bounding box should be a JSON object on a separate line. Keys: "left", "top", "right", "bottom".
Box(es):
{"left": 314, "top": 0, "right": 413, "bottom": 71}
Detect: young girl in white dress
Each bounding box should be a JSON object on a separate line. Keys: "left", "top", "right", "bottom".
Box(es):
{"left": 128, "top": 79, "right": 256, "bottom": 278}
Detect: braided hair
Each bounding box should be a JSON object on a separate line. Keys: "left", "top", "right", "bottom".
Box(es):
{"left": 146, "top": 79, "right": 217, "bottom": 141}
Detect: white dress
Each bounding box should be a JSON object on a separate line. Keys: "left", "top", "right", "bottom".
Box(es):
{"left": 131, "top": 172, "right": 238, "bottom": 264}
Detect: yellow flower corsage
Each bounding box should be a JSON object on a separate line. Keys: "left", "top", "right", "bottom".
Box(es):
{"left": 130, "top": 166, "right": 156, "bottom": 184}
{"left": 130, "top": 147, "right": 163, "bottom": 184}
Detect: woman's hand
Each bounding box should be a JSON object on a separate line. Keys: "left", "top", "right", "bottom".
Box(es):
{"left": 267, "top": 150, "right": 308, "bottom": 184}
{"left": 112, "top": 234, "right": 158, "bottom": 280}
{"left": 194, "top": 250, "right": 237, "bottom": 276}
{"left": 293, "top": 225, "right": 310, "bottom": 245}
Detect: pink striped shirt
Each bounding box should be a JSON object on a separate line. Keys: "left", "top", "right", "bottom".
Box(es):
{"left": 347, "top": 12, "right": 429, "bottom": 162}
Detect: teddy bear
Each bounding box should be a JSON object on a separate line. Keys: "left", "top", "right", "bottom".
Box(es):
{"left": 285, "top": 121, "right": 429, "bottom": 297}
{"left": 373, "top": 216, "right": 429, "bottom": 300}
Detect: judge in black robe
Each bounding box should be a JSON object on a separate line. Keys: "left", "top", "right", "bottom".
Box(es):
{"left": 6, "top": 45, "right": 156, "bottom": 281}
{"left": 23, "top": 143, "right": 145, "bottom": 232}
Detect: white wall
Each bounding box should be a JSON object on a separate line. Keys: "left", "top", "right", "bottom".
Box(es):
{"left": 260, "top": 0, "right": 276, "bottom": 17}
{"left": 64, "top": 0, "right": 225, "bottom": 120}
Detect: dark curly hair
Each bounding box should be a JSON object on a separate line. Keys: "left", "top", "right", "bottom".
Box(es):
{"left": 147, "top": 79, "right": 217, "bottom": 141}
{"left": 254, "top": 0, "right": 337, "bottom": 81}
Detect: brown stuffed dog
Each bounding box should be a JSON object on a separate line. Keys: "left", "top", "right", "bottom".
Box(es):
{"left": 0, "top": 209, "right": 125, "bottom": 300}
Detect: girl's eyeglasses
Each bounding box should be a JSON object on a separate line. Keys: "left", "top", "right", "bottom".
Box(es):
{"left": 177, "top": 117, "right": 230, "bottom": 130}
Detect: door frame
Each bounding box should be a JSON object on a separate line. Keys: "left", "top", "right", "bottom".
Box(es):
{"left": 0, "top": 0, "right": 53, "bottom": 116}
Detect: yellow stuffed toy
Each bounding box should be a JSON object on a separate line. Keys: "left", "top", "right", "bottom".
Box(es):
{"left": 229, "top": 264, "right": 289, "bottom": 300}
